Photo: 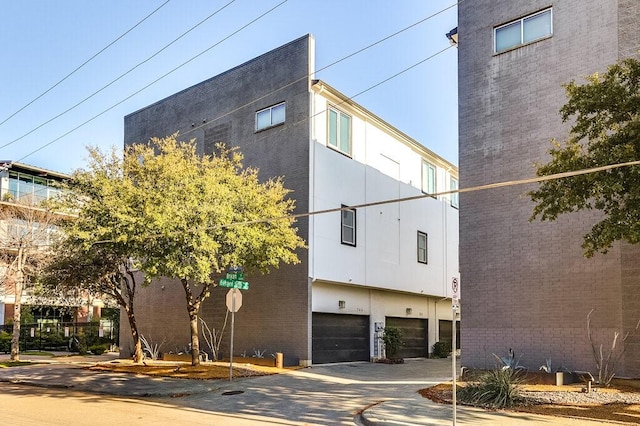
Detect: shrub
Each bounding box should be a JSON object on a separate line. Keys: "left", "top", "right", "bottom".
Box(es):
{"left": 431, "top": 341, "right": 450, "bottom": 358}
{"left": 458, "top": 368, "right": 524, "bottom": 408}
{"left": 89, "top": 344, "right": 109, "bottom": 355}
{"left": 382, "top": 327, "right": 404, "bottom": 359}
{"left": 0, "top": 331, "right": 11, "bottom": 353}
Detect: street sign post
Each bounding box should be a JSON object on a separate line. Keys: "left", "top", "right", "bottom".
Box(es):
{"left": 451, "top": 277, "right": 459, "bottom": 425}
{"left": 221, "top": 267, "right": 249, "bottom": 382}
{"left": 227, "top": 288, "right": 243, "bottom": 381}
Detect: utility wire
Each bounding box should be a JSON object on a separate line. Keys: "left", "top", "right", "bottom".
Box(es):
{"left": 215, "top": 160, "right": 640, "bottom": 228}
{"left": 87, "top": 160, "right": 640, "bottom": 245}
{"left": 1, "top": 0, "right": 237, "bottom": 150}
{"left": 181, "top": 2, "right": 458, "bottom": 138}
{"left": 16, "top": 0, "right": 289, "bottom": 163}
{"left": 15, "top": 0, "right": 454, "bottom": 162}
{"left": 0, "top": 0, "right": 171, "bottom": 128}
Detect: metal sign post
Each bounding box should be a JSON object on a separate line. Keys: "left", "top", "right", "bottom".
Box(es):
{"left": 226, "top": 288, "right": 243, "bottom": 381}
{"left": 451, "top": 277, "right": 459, "bottom": 426}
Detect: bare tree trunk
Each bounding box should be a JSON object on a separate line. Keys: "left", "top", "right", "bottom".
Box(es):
{"left": 115, "top": 271, "right": 143, "bottom": 363}
{"left": 10, "top": 250, "right": 24, "bottom": 361}
{"left": 189, "top": 309, "right": 200, "bottom": 366}
{"left": 126, "top": 306, "right": 143, "bottom": 363}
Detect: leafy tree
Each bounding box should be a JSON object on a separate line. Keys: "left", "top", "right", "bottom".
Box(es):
{"left": 124, "top": 135, "right": 304, "bottom": 366}
{"left": 530, "top": 56, "right": 640, "bottom": 257}
{"left": 0, "top": 196, "right": 63, "bottom": 360}
{"left": 46, "top": 135, "right": 304, "bottom": 366}
{"left": 40, "top": 241, "right": 144, "bottom": 362}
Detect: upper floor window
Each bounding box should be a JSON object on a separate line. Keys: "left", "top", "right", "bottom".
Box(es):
{"left": 494, "top": 8, "right": 552, "bottom": 53}
{"left": 417, "top": 231, "right": 428, "bottom": 264}
{"left": 256, "top": 102, "right": 285, "bottom": 131}
{"left": 7, "top": 171, "right": 60, "bottom": 203}
{"left": 422, "top": 160, "right": 436, "bottom": 197}
{"left": 450, "top": 177, "right": 459, "bottom": 208}
{"left": 341, "top": 205, "right": 356, "bottom": 246}
{"left": 328, "top": 107, "right": 351, "bottom": 155}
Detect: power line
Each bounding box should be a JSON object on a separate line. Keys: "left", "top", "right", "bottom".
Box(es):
{"left": 216, "top": 160, "right": 640, "bottom": 229}
{"left": 181, "top": 2, "right": 458, "bottom": 138}
{"left": 16, "top": 0, "right": 454, "bottom": 162}
{"left": 16, "top": 0, "right": 289, "bottom": 163}
{"left": 0, "top": 0, "right": 171, "bottom": 128}
{"left": 87, "top": 160, "right": 640, "bottom": 246}
{"left": 1, "top": 0, "right": 238, "bottom": 151}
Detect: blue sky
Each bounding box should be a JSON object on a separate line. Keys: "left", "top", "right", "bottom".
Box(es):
{"left": 0, "top": 0, "right": 458, "bottom": 174}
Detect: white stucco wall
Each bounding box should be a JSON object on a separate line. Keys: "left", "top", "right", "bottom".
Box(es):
{"left": 309, "top": 88, "right": 459, "bottom": 298}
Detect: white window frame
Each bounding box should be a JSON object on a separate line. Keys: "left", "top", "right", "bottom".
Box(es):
{"left": 341, "top": 205, "right": 356, "bottom": 246}
{"left": 494, "top": 8, "right": 553, "bottom": 54}
{"left": 422, "top": 160, "right": 437, "bottom": 197}
{"left": 450, "top": 177, "right": 459, "bottom": 208}
{"left": 417, "top": 231, "right": 428, "bottom": 264}
{"left": 255, "top": 102, "right": 285, "bottom": 131}
{"left": 328, "top": 106, "right": 352, "bottom": 156}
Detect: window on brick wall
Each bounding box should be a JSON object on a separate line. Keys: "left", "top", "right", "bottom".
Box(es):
{"left": 256, "top": 102, "right": 285, "bottom": 131}
{"left": 495, "top": 8, "right": 552, "bottom": 53}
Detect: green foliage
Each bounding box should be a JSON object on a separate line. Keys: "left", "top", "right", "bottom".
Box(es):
{"left": 530, "top": 56, "right": 640, "bottom": 257}
{"left": 20, "top": 306, "right": 34, "bottom": 325}
{"left": 89, "top": 343, "right": 109, "bottom": 355}
{"left": 46, "top": 135, "right": 305, "bottom": 365}
{"left": 0, "top": 331, "right": 11, "bottom": 353}
{"left": 382, "top": 326, "right": 404, "bottom": 359}
{"left": 431, "top": 341, "right": 451, "bottom": 358}
{"left": 458, "top": 369, "right": 524, "bottom": 408}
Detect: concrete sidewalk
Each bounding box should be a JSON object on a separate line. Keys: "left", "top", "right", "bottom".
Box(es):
{"left": 0, "top": 353, "right": 610, "bottom": 425}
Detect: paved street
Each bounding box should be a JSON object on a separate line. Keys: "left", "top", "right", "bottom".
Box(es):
{"left": 0, "top": 354, "right": 609, "bottom": 425}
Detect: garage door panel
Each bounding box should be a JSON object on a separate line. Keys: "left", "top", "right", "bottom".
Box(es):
{"left": 313, "top": 313, "right": 369, "bottom": 364}
{"left": 385, "top": 317, "right": 428, "bottom": 359}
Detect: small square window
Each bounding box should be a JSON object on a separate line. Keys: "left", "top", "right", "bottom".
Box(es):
{"left": 341, "top": 205, "right": 356, "bottom": 246}
{"left": 256, "top": 102, "right": 285, "bottom": 131}
{"left": 417, "top": 231, "right": 428, "bottom": 264}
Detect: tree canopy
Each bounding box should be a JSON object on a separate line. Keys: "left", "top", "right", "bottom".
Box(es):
{"left": 47, "top": 134, "right": 305, "bottom": 365}
{"left": 530, "top": 56, "right": 640, "bottom": 257}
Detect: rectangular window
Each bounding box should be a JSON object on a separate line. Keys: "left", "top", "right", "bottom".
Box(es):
{"left": 422, "top": 160, "right": 436, "bottom": 197}
{"left": 450, "top": 177, "right": 459, "bottom": 208}
{"left": 494, "top": 8, "right": 552, "bottom": 53}
{"left": 341, "top": 205, "right": 356, "bottom": 246}
{"left": 256, "top": 102, "right": 285, "bottom": 131}
{"left": 417, "top": 231, "right": 428, "bottom": 264}
{"left": 328, "top": 107, "right": 351, "bottom": 155}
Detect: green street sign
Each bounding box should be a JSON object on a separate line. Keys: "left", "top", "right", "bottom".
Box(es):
{"left": 226, "top": 271, "right": 245, "bottom": 281}
{"left": 219, "top": 278, "right": 249, "bottom": 290}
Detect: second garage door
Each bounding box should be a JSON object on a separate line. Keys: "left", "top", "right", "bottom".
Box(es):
{"left": 385, "top": 317, "right": 428, "bottom": 358}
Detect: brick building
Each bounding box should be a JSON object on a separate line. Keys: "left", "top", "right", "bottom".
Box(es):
{"left": 123, "top": 35, "right": 459, "bottom": 365}
{"left": 457, "top": 1, "right": 640, "bottom": 376}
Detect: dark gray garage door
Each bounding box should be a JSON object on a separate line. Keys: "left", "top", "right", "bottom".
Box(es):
{"left": 312, "top": 313, "right": 370, "bottom": 364}
{"left": 385, "top": 317, "right": 428, "bottom": 358}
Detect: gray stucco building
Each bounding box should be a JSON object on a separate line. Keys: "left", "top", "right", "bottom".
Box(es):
{"left": 458, "top": 1, "right": 640, "bottom": 376}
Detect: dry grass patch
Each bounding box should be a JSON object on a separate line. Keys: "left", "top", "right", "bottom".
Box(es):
{"left": 89, "top": 360, "right": 292, "bottom": 380}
